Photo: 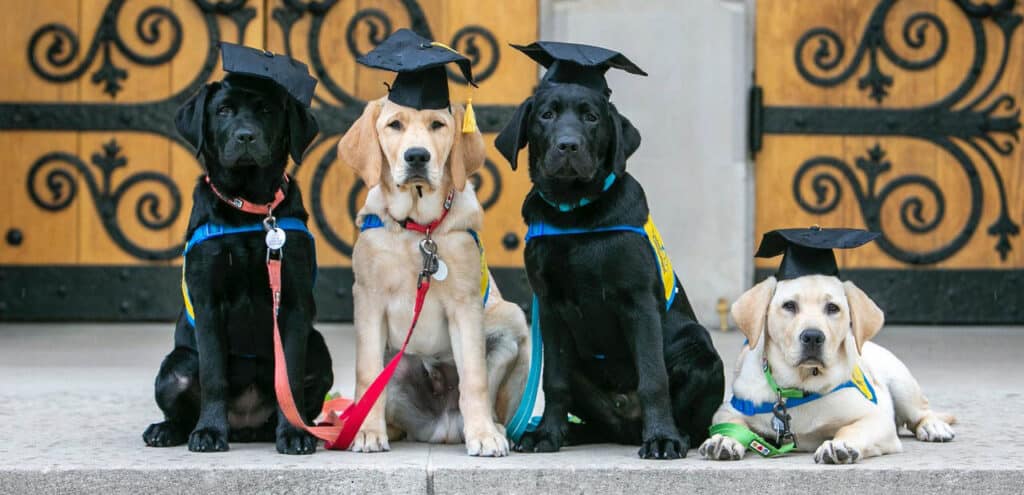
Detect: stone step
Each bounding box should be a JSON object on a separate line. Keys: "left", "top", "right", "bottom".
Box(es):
{"left": 1, "top": 323, "right": 1021, "bottom": 494}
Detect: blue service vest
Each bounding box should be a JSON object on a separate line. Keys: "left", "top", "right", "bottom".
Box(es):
{"left": 359, "top": 214, "right": 491, "bottom": 306}
{"left": 524, "top": 214, "right": 679, "bottom": 311}
{"left": 729, "top": 365, "right": 879, "bottom": 416}
{"left": 181, "top": 217, "right": 315, "bottom": 327}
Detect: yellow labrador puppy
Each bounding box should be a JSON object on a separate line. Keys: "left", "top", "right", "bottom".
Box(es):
{"left": 338, "top": 96, "right": 530, "bottom": 457}
{"left": 700, "top": 274, "right": 955, "bottom": 463}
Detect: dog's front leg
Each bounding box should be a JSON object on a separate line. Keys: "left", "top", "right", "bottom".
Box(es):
{"left": 698, "top": 407, "right": 751, "bottom": 461}
{"left": 274, "top": 308, "right": 318, "bottom": 455}
{"left": 189, "top": 305, "right": 230, "bottom": 453}
{"left": 516, "top": 302, "right": 573, "bottom": 453}
{"left": 814, "top": 415, "right": 899, "bottom": 464}
{"left": 351, "top": 283, "right": 390, "bottom": 453}
{"left": 448, "top": 302, "right": 509, "bottom": 456}
{"left": 622, "top": 300, "right": 685, "bottom": 459}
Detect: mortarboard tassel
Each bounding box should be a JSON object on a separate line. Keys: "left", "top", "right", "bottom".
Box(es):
{"left": 463, "top": 97, "right": 477, "bottom": 134}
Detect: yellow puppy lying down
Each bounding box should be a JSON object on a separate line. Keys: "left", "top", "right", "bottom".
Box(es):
{"left": 700, "top": 275, "right": 955, "bottom": 464}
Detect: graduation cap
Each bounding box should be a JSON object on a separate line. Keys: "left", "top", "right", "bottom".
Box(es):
{"left": 220, "top": 42, "right": 317, "bottom": 108}
{"left": 357, "top": 29, "right": 477, "bottom": 129}
{"left": 510, "top": 41, "right": 647, "bottom": 96}
{"left": 755, "top": 226, "right": 880, "bottom": 280}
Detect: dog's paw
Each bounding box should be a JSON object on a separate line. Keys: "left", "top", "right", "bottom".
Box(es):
{"left": 276, "top": 429, "right": 318, "bottom": 455}
{"left": 698, "top": 434, "right": 746, "bottom": 461}
{"left": 188, "top": 427, "right": 229, "bottom": 453}
{"left": 465, "top": 422, "right": 509, "bottom": 457}
{"left": 143, "top": 421, "right": 188, "bottom": 447}
{"left": 515, "top": 419, "right": 567, "bottom": 453}
{"left": 915, "top": 416, "right": 955, "bottom": 443}
{"left": 638, "top": 432, "right": 688, "bottom": 460}
{"left": 814, "top": 440, "right": 861, "bottom": 464}
{"left": 350, "top": 428, "right": 390, "bottom": 453}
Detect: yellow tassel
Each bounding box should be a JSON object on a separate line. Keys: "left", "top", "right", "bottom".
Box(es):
{"left": 463, "top": 98, "right": 478, "bottom": 134}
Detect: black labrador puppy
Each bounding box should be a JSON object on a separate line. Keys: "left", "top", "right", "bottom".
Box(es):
{"left": 142, "top": 72, "right": 331, "bottom": 455}
{"left": 496, "top": 81, "right": 724, "bottom": 459}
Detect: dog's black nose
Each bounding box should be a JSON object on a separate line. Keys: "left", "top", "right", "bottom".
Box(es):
{"left": 555, "top": 137, "right": 580, "bottom": 154}
{"left": 404, "top": 147, "right": 431, "bottom": 167}
{"left": 799, "top": 329, "right": 826, "bottom": 347}
{"left": 234, "top": 128, "right": 255, "bottom": 144}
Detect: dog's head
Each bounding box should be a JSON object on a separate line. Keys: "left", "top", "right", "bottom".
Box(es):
{"left": 338, "top": 97, "right": 485, "bottom": 193}
{"left": 731, "top": 275, "right": 884, "bottom": 385}
{"left": 175, "top": 75, "right": 319, "bottom": 177}
{"left": 495, "top": 83, "right": 640, "bottom": 201}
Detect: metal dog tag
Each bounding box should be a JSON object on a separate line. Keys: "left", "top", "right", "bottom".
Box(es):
{"left": 265, "top": 228, "right": 287, "bottom": 250}
{"left": 433, "top": 258, "right": 449, "bottom": 281}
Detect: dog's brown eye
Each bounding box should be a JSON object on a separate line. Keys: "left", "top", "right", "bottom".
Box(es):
{"left": 583, "top": 112, "right": 599, "bottom": 122}
{"left": 431, "top": 120, "right": 445, "bottom": 130}
{"left": 541, "top": 111, "right": 554, "bottom": 120}
{"left": 217, "top": 105, "right": 232, "bottom": 115}
{"left": 782, "top": 300, "right": 798, "bottom": 313}
{"left": 261, "top": 105, "right": 272, "bottom": 114}
{"left": 387, "top": 120, "right": 403, "bottom": 131}
{"left": 825, "top": 302, "right": 841, "bottom": 315}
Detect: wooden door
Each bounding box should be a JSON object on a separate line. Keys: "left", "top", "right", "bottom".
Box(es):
{"left": 753, "top": 0, "right": 1024, "bottom": 323}
{"left": 0, "top": 0, "right": 537, "bottom": 321}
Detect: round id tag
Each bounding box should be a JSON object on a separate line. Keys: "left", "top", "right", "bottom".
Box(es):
{"left": 433, "top": 258, "right": 449, "bottom": 281}
{"left": 265, "top": 228, "right": 287, "bottom": 250}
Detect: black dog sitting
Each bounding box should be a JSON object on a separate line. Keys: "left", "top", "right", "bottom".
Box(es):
{"left": 143, "top": 43, "right": 332, "bottom": 455}
{"left": 495, "top": 42, "right": 724, "bottom": 459}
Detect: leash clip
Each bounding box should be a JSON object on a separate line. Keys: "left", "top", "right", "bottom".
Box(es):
{"left": 418, "top": 236, "right": 439, "bottom": 288}
{"left": 771, "top": 394, "right": 796, "bottom": 448}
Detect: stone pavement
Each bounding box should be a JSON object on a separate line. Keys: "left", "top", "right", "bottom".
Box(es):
{"left": 0, "top": 322, "right": 1021, "bottom": 494}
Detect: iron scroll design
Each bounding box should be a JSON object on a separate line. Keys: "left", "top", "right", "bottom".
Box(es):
{"left": 2, "top": 0, "right": 512, "bottom": 261}
{"left": 753, "top": 0, "right": 1022, "bottom": 264}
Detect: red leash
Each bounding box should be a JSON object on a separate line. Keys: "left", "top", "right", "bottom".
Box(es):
{"left": 260, "top": 184, "right": 454, "bottom": 449}
{"left": 207, "top": 175, "right": 455, "bottom": 449}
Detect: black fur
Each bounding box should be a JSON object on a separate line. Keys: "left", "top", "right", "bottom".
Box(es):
{"left": 496, "top": 82, "right": 724, "bottom": 459}
{"left": 142, "top": 75, "right": 332, "bottom": 455}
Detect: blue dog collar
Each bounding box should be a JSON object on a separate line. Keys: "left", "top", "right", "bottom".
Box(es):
{"left": 537, "top": 172, "right": 617, "bottom": 212}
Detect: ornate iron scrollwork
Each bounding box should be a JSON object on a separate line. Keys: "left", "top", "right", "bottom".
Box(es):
{"left": 26, "top": 139, "right": 183, "bottom": 260}
{"left": 755, "top": 0, "right": 1022, "bottom": 263}
{"left": 27, "top": 0, "right": 185, "bottom": 98}
{"left": 4, "top": 0, "right": 510, "bottom": 262}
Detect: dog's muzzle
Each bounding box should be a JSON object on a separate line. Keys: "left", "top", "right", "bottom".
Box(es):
{"left": 401, "top": 147, "right": 432, "bottom": 185}
{"left": 798, "top": 328, "right": 826, "bottom": 365}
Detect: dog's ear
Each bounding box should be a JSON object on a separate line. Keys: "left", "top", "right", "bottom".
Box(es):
{"left": 448, "top": 104, "right": 486, "bottom": 191}
{"left": 338, "top": 98, "right": 385, "bottom": 188}
{"left": 608, "top": 103, "right": 641, "bottom": 176}
{"left": 286, "top": 100, "right": 319, "bottom": 164}
{"left": 731, "top": 276, "right": 777, "bottom": 350}
{"left": 494, "top": 96, "right": 533, "bottom": 170}
{"left": 175, "top": 82, "right": 218, "bottom": 157}
{"left": 843, "top": 281, "right": 884, "bottom": 353}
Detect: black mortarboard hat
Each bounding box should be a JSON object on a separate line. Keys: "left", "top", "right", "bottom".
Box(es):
{"left": 755, "top": 227, "right": 880, "bottom": 280}
{"left": 356, "top": 28, "right": 475, "bottom": 110}
{"left": 220, "top": 42, "right": 317, "bottom": 107}
{"left": 510, "top": 41, "right": 647, "bottom": 96}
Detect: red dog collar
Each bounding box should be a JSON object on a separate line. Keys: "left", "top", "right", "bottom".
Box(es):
{"left": 402, "top": 190, "right": 455, "bottom": 234}
{"left": 205, "top": 174, "right": 289, "bottom": 215}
